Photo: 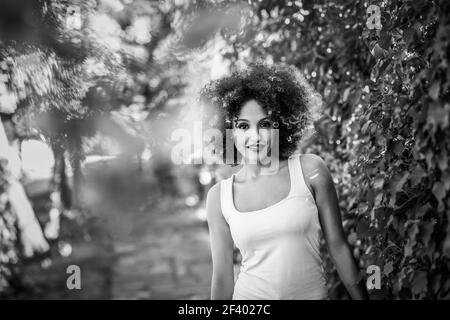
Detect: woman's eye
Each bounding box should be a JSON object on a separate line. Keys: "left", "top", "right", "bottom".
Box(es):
{"left": 237, "top": 123, "right": 249, "bottom": 130}
{"left": 259, "top": 122, "right": 271, "bottom": 129}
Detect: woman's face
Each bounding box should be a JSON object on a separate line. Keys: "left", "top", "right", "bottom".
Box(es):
{"left": 232, "top": 99, "right": 274, "bottom": 165}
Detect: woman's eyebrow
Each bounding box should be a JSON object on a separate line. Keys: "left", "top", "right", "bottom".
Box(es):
{"left": 235, "top": 117, "right": 270, "bottom": 122}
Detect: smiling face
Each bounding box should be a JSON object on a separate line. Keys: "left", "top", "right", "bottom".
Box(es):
{"left": 232, "top": 99, "right": 276, "bottom": 165}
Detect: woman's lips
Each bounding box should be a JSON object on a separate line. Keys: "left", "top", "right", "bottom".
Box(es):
{"left": 246, "top": 144, "right": 265, "bottom": 151}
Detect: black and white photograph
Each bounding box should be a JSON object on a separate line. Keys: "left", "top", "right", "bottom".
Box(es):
{"left": 0, "top": 0, "right": 449, "bottom": 302}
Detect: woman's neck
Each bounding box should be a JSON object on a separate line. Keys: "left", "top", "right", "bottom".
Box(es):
{"left": 238, "top": 158, "right": 287, "bottom": 180}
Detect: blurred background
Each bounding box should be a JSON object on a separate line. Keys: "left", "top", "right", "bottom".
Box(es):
{"left": 1, "top": 0, "right": 449, "bottom": 300}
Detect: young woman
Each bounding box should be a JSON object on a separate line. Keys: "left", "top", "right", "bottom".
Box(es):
{"left": 200, "top": 63, "right": 368, "bottom": 300}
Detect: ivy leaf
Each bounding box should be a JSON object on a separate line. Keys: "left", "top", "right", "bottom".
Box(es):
{"left": 378, "top": 59, "right": 391, "bottom": 79}
{"left": 437, "top": 150, "right": 448, "bottom": 172}
{"left": 376, "top": 206, "right": 393, "bottom": 227}
{"left": 420, "top": 220, "right": 436, "bottom": 246}
{"left": 393, "top": 140, "right": 404, "bottom": 156}
{"left": 431, "top": 274, "right": 442, "bottom": 294}
{"left": 356, "top": 219, "right": 370, "bottom": 236}
{"left": 427, "top": 102, "right": 449, "bottom": 130}
{"left": 377, "top": 134, "right": 387, "bottom": 147}
{"left": 374, "top": 192, "right": 383, "bottom": 207}
{"left": 379, "top": 33, "right": 391, "bottom": 50}
{"left": 432, "top": 181, "right": 446, "bottom": 205}
{"left": 356, "top": 202, "right": 369, "bottom": 215}
{"left": 404, "top": 238, "right": 415, "bottom": 257}
{"left": 373, "top": 174, "right": 384, "bottom": 189}
{"left": 404, "top": 28, "right": 418, "bottom": 47}
{"left": 410, "top": 164, "right": 425, "bottom": 185}
{"left": 370, "top": 43, "right": 387, "bottom": 60}
{"left": 389, "top": 172, "right": 409, "bottom": 192}
{"left": 348, "top": 231, "right": 357, "bottom": 245}
{"left": 383, "top": 261, "right": 394, "bottom": 276}
{"left": 366, "top": 189, "right": 375, "bottom": 207}
{"left": 416, "top": 203, "right": 432, "bottom": 219}
{"left": 342, "top": 87, "right": 351, "bottom": 102}
{"left": 411, "top": 271, "right": 428, "bottom": 296}
{"left": 443, "top": 172, "right": 450, "bottom": 191}
{"left": 408, "top": 223, "right": 420, "bottom": 239}
{"left": 428, "top": 81, "right": 440, "bottom": 101}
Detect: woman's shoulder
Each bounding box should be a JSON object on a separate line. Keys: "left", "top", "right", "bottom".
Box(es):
{"left": 297, "top": 153, "right": 334, "bottom": 191}
{"left": 207, "top": 180, "right": 222, "bottom": 200}
{"left": 297, "top": 153, "right": 330, "bottom": 177}
{"left": 205, "top": 181, "right": 223, "bottom": 219}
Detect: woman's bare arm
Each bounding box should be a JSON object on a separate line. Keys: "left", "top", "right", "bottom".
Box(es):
{"left": 301, "top": 154, "right": 369, "bottom": 300}
{"left": 206, "top": 182, "right": 235, "bottom": 300}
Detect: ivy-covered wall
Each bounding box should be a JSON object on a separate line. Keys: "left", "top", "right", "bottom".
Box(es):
{"left": 220, "top": 0, "right": 450, "bottom": 299}
{"left": 0, "top": 158, "right": 19, "bottom": 297}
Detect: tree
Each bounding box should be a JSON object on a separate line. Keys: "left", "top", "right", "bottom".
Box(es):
{"left": 0, "top": 0, "right": 125, "bottom": 294}
{"left": 0, "top": 0, "right": 212, "bottom": 296}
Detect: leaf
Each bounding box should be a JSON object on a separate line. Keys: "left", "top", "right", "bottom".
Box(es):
{"left": 420, "top": 220, "right": 436, "bottom": 246}
{"left": 410, "top": 164, "right": 425, "bottom": 185}
{"left": 373, "top": 174, "right": 384, "bottom": 189}
{"left": 377, "top": 134, "right": 387, "bottom": 147}
{"left": 375, "top": 206, "right": 392, "bottom": 228}
{"left": 427, "top": 102, "right": 449, "bottom": 130}
{"left": 342, "top": 87, "right": 351, "bottom": 102}
{"left": 443, "top": 172, "right": 450, "bottom": 191}
{"left": 416, "top": 203, "right": 432, "bottom": 219}
{"left": 411, "top": 271, "right": 428, "bottom": 296}
{"left": 356, "top": 202, "right": 369, "bottom": 214}
{"left": 348, "top": 232, "right": 357, "bottom": 245}
{"left": 389, "top": 172, "right": 409, "bottom": 192}
{"left": 408, "top": 223, "right": 419, "bottom": 239}
{"left": 374, "top": 192, "right": 383, "bottom": 206}
{"left": 356, "top": 219, "right": 370, "bottom": 236}
{"left": 378, "top": 59, "right": 391, "bottom": 79}
{"left": 437, "top": 150, "right": 448, "bottom": 172}
{"left": 432, "top": 181, "right": 446, "bottom": 204}
{"left": 404, "top": 238, "right": 415, "bottom": 257}
{"left": 383, "top": 261, "right": 394, "bottom": 276}
{"left": 361, "top": 121, "right": 371, "bottom": 134}
{"left": 366, "top": 189, "right": 375, "bottom": 207}
{"left": 393, "top": 140, "right": 404, "bottom": 156}
{"left": 431, "top": 274, "right": 442, "bottom": 294}
{"left": 404, "top": 28, "right": 418, "bottom": 46}
{"left": 379, "top": 33, "right": 391, "bottom": 50}
{"left": 393, "top": 269, "right": 406, "bottom": 294}
{"left": 428, "top": 81, "right": 440, "bottom": 101}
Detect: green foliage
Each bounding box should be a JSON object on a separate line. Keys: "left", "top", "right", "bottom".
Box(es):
{"left": 0, "top": 0, "right": 204, "bottom": 297}
{"left": 0, "top": 158, "right": 19, "bottom": 296}
{"left": 218, "top": 0, "right": 450, "bottom": 299}
{"left": 0, "top": 0, "right": 127, "bottom": 294}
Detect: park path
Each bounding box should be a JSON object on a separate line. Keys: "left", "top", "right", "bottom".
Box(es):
{"left": 84, "top": 159, "right": 214, "bottom": 300}
{"left": 20, "top": 159, "right": 214, "bottom": 300}
{"left": 109, "top": 199, "right": 212, "bottom": 299}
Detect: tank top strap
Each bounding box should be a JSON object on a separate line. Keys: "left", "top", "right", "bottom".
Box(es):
{"left": 288, "top": 153, "right": 310, "bottom": 198}
{"left": 220, "top": 176, "right": 233, "bottom": 224}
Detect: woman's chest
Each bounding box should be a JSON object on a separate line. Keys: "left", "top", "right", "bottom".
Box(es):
{"left": 233, "top": 172, "right": 290, "bottom": 213}
{"left": 229, "top": 196, "right": 319, "bottom": 248}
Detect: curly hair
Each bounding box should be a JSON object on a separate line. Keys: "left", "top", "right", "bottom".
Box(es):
{"left": 199, "top": 62, "right": 323, "bottom": 165}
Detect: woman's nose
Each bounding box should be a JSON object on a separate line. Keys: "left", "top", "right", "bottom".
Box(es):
{"left": 247, "top": 127, "right": 261, "bottom": 143}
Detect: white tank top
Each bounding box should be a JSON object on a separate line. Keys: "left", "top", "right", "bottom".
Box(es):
{"left": 220, "top": 153, "right": 328, "bottom": 300}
